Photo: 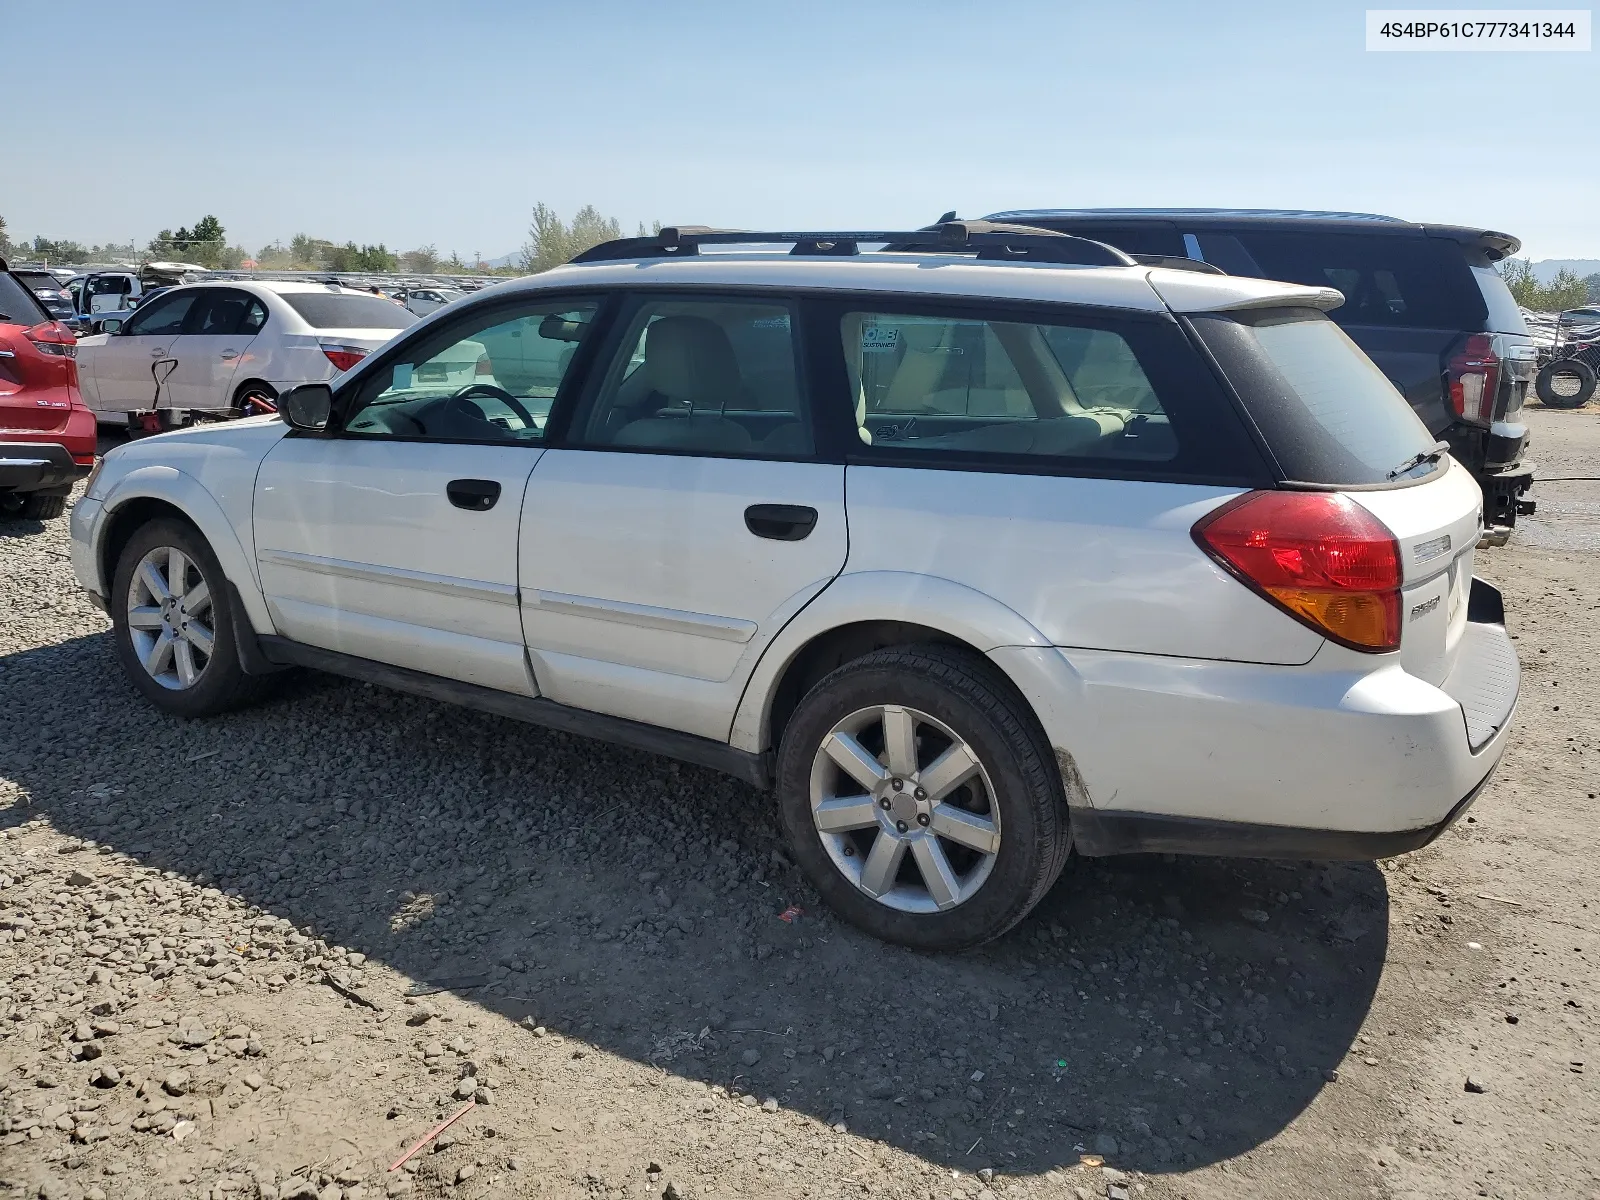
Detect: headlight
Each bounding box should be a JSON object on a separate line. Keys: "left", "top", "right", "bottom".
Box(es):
{"left": 82, "top": 457, "right": 105, "bottom": 498}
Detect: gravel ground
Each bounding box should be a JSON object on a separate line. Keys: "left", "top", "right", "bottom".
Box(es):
{"left": 1, "top": 407, "right": 1596, "bottom": 1200}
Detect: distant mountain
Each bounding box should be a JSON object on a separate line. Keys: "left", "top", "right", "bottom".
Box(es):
{"left": 485, "top": 250, "right": 521, "bottom": 269}
{"left": 1530, "top": 259, "right": 1600, "bottom": 283}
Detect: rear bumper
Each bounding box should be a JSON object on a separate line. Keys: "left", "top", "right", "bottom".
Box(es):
{"left": 0, "top": 441, "right": 92, "bottom": 493}
{"left": 990, "top": 579, "right": 1519, "bottom": 860}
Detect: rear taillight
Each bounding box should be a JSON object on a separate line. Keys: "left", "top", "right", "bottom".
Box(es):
{"left": 1446, "top": 333, "right": 1499, "bottom": 424}
{"left": 321, "top": 343, "right": 369, "bottom": 372}
{"left": 24, "top": 321, "right": 77, "bottom": 359}
{"left": 1193, "top": 491, "right": 1403, "bottom": 652}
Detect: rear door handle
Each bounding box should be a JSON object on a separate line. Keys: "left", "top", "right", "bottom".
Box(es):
{"left": 220, "top": 350, "right": 238, "bottom": 360}
{"left": 447, "top": 478, "right": 502, "bottom": 512}
{"left": 744, "top": 503, "right": 818, "bottom": 541}
{"left": 149, "top": 347, "right": 167, "bottom": 356}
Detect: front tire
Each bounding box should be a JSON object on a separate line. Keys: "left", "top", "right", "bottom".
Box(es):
{"left": 776, "top": 644, "right": 1071, "bottom": 950}
{"left": 110, "top": 519, "right": 267, "bottom": 717}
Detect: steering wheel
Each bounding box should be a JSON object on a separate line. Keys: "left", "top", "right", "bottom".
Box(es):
{"left": 450, "top": 383, "right": 536, "bottom": 429}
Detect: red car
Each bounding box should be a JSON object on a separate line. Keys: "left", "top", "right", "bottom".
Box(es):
{"left": 1, "top": 257, "right": 96, "bottom": 520}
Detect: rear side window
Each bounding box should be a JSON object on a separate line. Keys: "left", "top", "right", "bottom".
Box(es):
{"left": 0, "top": 273, "right": 49, "bottom": 324}
{"left": 833, "top": 303, "right": 1258, "bottom": 478}
{"left": 280, "top": 292, "right": 417, "bottom": 330}
{"left": 1473, "top": 265, "right": 1528, "bottom": 335}
{"left": 1193, "top": 230, "right": 1486, "bottom": 331}
{"left": 1193, "top": 308, "right": 1442, "bottom": 485}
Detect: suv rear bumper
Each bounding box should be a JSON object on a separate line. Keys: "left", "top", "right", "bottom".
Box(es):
{"left": 989, "top": 578, "right": 1519, "bottom": 860}
{"left": 0, "top": 442, "right": 91, "bottom": 494}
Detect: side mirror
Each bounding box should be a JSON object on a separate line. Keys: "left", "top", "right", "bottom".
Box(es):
{"left": 98, "top": 317, "right": 124, "bottom": 335}
{"left": 280, "top": 383, "right": 333, "bottom": 432}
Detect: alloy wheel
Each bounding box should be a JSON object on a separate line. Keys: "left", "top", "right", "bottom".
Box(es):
{"left": 126, "top": 546, "right": 216, "bottom": 690}
{"left": 808, "top": 704, "right": 1001, "bottom": 913}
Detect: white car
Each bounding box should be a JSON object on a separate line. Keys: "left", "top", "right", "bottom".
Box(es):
{"left": 73, "top": 281, "right": 419, "bottom": 426}
{"left": 403, "top": 286, "right": 467, "bottom": 317}
{"left": 69, "top": 222, "right": 1520, "bottom": 949}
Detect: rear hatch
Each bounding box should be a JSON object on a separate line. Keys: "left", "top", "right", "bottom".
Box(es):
{"left": 1187, "top": 304, "right": 1483, "bottom": 684}
{"left": 1, "top": 270, "right": 79, "bottom": 437}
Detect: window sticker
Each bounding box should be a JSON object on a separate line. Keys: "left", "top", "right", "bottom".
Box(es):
{"left": 861, "top": 326, "right": 900, "bottom": 353}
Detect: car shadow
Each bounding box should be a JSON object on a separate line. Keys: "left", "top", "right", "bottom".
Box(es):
{"left": 0, "top": 631, "right": 1388, "bottom": 1175}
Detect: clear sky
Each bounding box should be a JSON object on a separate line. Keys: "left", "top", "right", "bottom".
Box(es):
{"left": 6, "top": 0, "right": 1597, "bottom": 260}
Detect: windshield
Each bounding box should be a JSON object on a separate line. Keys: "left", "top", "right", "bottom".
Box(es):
{"left": 280, "top": 292, "right": 417, "bottom": 330}
{"left": 1192, "top": 307, "right": 1442, "bottom": 485}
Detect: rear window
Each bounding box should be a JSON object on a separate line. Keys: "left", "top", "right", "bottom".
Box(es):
{"left": 14, "top": 271, "right": 63, "bottom": 293}
{"left": 1192, "top": 230, "right": 1486, "bottom": 331}
{"left": 280, "top": 292, "right": 417, "bottom": 330}
{"left": 0, "top": 273, "right": 49, "bottom": 324}
{"left": 1193, "top": 307, "right": 1443, "bottom": 485}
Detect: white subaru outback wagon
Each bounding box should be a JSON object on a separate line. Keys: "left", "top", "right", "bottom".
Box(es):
{"left": 70, "top": 222, "right": 1520, "bottom": 950}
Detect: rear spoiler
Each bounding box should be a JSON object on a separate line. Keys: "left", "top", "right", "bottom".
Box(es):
{"left": 1424, "top": 225, "right": 1521, "bottom": 265}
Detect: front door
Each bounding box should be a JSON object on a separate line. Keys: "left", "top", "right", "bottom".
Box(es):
{"left": 253, "top": 293, "right": 604, "bottom": 696}
{"left": 520, "top": 294, "right": 847, "bottom": 741}
{"left": 88, "top": 288, "right": 202, "bottom": 414}
{"left": 170, "top": 288, "right": 264, "bottom": 411}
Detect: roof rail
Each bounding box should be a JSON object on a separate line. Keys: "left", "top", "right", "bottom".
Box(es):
{"left": 568, "top": 221, "right": 1137, "bottom": 268}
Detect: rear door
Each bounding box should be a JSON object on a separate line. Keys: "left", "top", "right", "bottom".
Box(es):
{"left": 519, "top": 293, "right": 848, "bottom": 741}
{"left": 169, "top": 288, "right": 263, "bottom": 411}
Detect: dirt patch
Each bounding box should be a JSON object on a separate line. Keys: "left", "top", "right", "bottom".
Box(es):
{"left": 1, "top": 406, "right": 1596, "bottom": 1199}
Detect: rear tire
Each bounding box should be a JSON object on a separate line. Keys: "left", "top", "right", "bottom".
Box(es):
{"left": 110, "top": 518, "right": 269, "bottom": 718}
{"left": 18, "top": 493, "right": 67, "bottom": 520}
{"left": 775, "top": 643, "right": 1071, "bottom": 950}
{"left": 1536, "top": 358, "right": 1596, "bottom": 408}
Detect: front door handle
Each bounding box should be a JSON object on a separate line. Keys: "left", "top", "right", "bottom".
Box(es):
{"left": 744, "top": 503, "right": 818, "bottom": 541}
{"left": 447, "top": 478, "right": 501, "bottom": 512}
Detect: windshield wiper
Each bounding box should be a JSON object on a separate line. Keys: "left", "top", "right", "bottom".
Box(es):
{"left": 1387, "top": 441, "right": 1450, "bottom": 481}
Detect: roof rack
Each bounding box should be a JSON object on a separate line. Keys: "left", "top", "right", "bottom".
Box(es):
{"left": 568, "top": 221, "right": 1137, "bottom": 268}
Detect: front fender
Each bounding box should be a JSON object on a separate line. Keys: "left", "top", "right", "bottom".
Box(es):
{"left": 95, "top": 465, "right": 276, "bottom": 635}
{"left": 728, "top": 570, "right": 1051, "bottom": 754}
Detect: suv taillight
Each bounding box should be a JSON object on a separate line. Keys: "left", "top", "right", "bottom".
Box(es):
{"left": 1446, "top": 333, "right": 1499, "bottom": 424}
{"left": 24, "top": 321, "right": 77, "bottom": 359}
{"left": 1193, "top": 491, "right": 1403, "bottom": 652}
{"left": 321, "top": 343, "right": 369, "bottom": 372}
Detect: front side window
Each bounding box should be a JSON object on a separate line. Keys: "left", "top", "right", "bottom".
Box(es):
{"left": 123, "top": 290, "right": 199, "bottom": 337}
{"left": 343, "top": 299, "right": 600, "bottom": 443}
{"left": 573, "top": 297, "right": 810, "bottom": 457}
{"left": 843, "top": 309, "right": 1178, "bottom": 463}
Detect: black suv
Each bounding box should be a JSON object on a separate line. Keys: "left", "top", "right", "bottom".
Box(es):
{"left": 980, "top": 209, "right": 1536, "bottom": 533}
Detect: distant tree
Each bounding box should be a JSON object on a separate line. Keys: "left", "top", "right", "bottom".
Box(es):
{"left": 1498, "top": 259, "right": 1590, "bottom": 312}
{"left": 29, "top": 236, "right": 90, "bottom": 263}
{"left": 520, "top": 203, "right": 627, "bottom": 274}
{"left": 326, "top": 242, "right": 398, "bottom": 272}
{"left": 1544, "top": 269, "right": 1590, "bottom": 313}
{"left": 0, "top": 214, "right": 11, "bottom": 256}
{"left": 401, "top": 245, "right": 440, "bottom": 272}
{"left": 1585, "top": 273, "right": 1600, "bottom": 304}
